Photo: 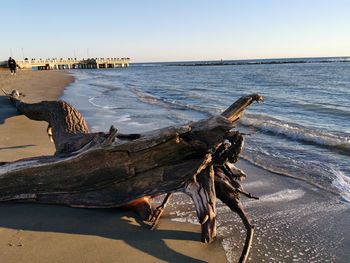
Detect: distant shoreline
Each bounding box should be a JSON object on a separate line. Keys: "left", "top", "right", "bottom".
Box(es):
{"left": 170, "top": 59, "right": 350, "bottom": 67}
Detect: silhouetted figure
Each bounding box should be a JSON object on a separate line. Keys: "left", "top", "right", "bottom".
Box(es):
{"left": 8, "top": 57, "right": 17, "bottom": 75}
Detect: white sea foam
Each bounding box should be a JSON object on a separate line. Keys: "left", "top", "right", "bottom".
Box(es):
{"left": 116, "top": 114, "right": 131, "bottom": 122}
{"left": 243, "top": 180, "right": 270, "bottom": 188}
{"left": 332, "top": 169, "right": 350, "bottom": 202}
{"left": 88, "top": 97, "right": 123, "bottom": 109}
{"left": 221, "top": 238, "right": 234, "bottom": 263}
{"left": 171, "top": 217, "right": 200, "bottom": 225}
{"left": 259, "top": 189, "right": 305, "bottom": 203}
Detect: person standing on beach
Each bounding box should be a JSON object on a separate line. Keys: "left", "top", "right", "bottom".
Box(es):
{"left": 8, "top": 57, "right": 17, "bottom": 75}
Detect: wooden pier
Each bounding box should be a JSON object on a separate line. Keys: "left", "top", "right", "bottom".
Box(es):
{"left": 9, "top": 58, "right": 130, "bottom": 70}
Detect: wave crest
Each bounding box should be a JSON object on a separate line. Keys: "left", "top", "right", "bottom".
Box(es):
{"left": 240, "top": 114, "right": 350, "bottom": 154}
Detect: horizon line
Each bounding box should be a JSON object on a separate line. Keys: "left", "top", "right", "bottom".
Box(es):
{"left": 132, "top": 55, "right": 350, "bottom": 64}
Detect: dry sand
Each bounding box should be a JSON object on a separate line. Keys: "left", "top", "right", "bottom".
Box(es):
{"left": 0, "top": 69, "right": 226, "bottom": 263}
{"left": 0, "top": 70, "right": 74, "bottom": 161}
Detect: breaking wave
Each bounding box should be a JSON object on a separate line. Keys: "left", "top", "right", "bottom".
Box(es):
{"left": 240, "top": 114, "right": 350, "bottom": 155}
{"left": 88, "top": 97, "right": 124, "bottom": 109}
{"left": 332, "top": 169, "right": 350, "bottom": 202}
{"left": 130, "top": 87, "right": 216, "bottom": 116}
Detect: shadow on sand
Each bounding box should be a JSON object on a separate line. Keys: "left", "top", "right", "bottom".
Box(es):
{"left": 0, "top": 203, "right": 207, "bottom": 263}
{"left": 0, "top": 95, "right": 18, "bottom": 125}
{"left": 0, "top": 145, "right": 36, "bottom": 150}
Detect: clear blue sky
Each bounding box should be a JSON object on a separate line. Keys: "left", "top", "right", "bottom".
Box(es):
{"left": 2, "top": 0, "right": 349, "bottom": 62}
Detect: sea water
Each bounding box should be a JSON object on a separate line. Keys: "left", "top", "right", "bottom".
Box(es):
{"left": 61, "top": 58, "right": 350, "bottom": 262}
{"left": 62, "top": 58, "right": 350, "bottom": 202}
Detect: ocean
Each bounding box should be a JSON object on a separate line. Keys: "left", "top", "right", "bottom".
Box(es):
{"left": 62, "top": 57, "right": 350, "bottom": 203}
{"left": 60, "top": 58, "right": 350, "bottom": 262}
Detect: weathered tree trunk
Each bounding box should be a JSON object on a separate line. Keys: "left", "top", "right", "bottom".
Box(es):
{"left": 1, "top": 89, "right": 263, "bottom": 262}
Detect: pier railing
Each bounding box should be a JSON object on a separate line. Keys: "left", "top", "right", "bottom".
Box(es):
{"left": 1, "top": 58, "right": 130, "bottom": 70}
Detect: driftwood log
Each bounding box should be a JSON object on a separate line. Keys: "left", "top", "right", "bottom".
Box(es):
{"left": 1, "top": 89, "right": 263, "bottom": 263}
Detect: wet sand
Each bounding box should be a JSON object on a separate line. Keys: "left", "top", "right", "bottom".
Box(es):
{"left": 154, "top": 160, "right": 350, "bottom": 263}
{"left": 0, "top": 69, "right": 226, "bottom": 263}
{"left": 227, "top": 160, "right": 349, "bottom": 262}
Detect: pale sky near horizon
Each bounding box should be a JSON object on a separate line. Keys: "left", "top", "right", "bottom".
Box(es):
{"left": 1, "top": 0, "right": 349, "bottom": 62}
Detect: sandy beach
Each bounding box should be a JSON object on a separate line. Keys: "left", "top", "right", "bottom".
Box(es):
{"left": 0, "top": 69, "right": 226, "bottom": 263}
{"left": 0, "top": 70, "right": 74, "bottom": 161}
{"left": 0, "top": 69, "right": 349, "bottom": 263}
